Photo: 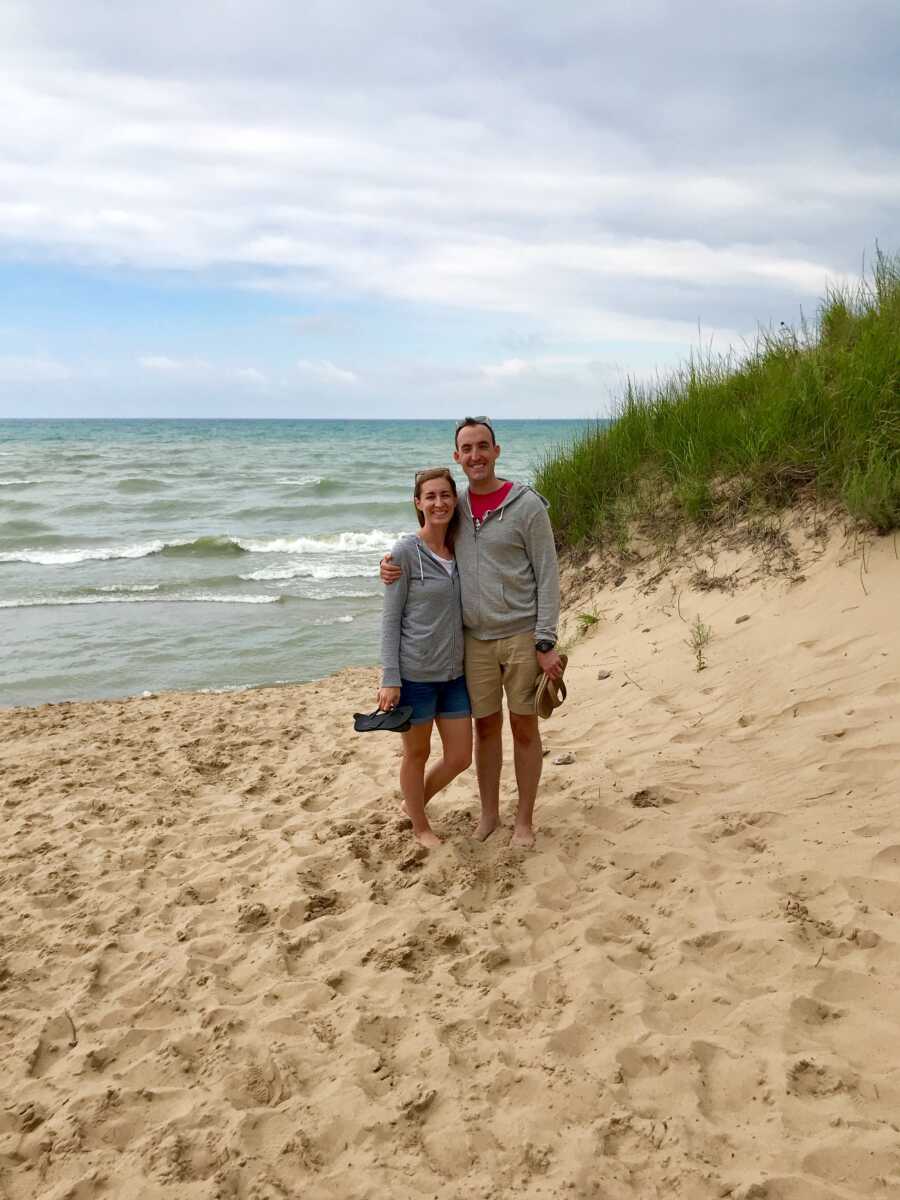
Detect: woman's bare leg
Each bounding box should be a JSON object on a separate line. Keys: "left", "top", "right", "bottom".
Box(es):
{"left": 423, "top": 716, "right": 473, "bottom": 805}
{"left": 399, "top": 721, "right": 442, "bottom": 847}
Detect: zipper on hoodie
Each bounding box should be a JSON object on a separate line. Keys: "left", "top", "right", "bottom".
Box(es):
{"left": 417, "top": 538, "right": 459, "bottom": 679}
{"left": 467, "top": 487, "right": 514, "bottom": 632}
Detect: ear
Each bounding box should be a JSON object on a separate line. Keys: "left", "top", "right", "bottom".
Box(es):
{"left": 493, "top": 442, "right": 501, "bottom": 459}
{"left": 453, "top": 448, "right": 462, "bottom": 464}
{"left": 413, "top": 494, "right": 423, "bottom": 510}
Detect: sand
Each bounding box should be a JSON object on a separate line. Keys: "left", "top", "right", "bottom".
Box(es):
{"left": 2, "top": 514, "right": 899, "bottom": 1200}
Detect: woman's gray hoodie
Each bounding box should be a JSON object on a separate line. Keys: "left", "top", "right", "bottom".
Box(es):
{"left": 380, "top": 535, "right": 465, "bottom": 687}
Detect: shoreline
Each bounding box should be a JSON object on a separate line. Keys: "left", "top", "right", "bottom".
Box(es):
{"left": 3, "top": 516, "right": 899, "bottom": 1198}
{"left": 0, "top": 671, "right": 370, "bottom": 717}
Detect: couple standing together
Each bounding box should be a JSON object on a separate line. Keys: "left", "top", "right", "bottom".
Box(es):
{"left": 378, "top": 417, "right": 563, "bottom": 849}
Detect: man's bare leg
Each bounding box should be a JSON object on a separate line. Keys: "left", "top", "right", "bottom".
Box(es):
{"left": 473, "top": 710, "right": 503, "bottom": 840}
{"left": 508, "top": 712, "right": 542, "bottom": 847}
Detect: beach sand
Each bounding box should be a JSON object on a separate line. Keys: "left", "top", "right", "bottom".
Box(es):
{"left": 2, "top": 514, "right": 899, "bottom": 1199}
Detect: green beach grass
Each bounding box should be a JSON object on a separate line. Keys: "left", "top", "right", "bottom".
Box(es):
{"left": 536, "top": 251, "right": 900, "bottom": 552}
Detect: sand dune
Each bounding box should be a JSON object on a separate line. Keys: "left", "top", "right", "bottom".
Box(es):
{"left": 2, "top": 514, "right": 899, "bottom": 1199}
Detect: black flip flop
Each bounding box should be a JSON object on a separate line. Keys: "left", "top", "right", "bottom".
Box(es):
{"left": 353, "top": 705, "right": 414, "bottom": 733}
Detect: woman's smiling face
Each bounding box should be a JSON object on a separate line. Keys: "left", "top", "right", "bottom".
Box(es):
{"left": 415, "top": 476, "right": 456, "bottom": 525}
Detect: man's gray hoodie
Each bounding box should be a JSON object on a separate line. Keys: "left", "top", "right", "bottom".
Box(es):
{"left": 455, "top": 482, "right": 560, "bottom": 645}
{"left": 380, "top": 536, "right": 465, "bottom": 687}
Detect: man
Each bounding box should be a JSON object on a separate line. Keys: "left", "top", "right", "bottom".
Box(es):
{"left": 382, "top": 416, "right": 563, "bottom": 847}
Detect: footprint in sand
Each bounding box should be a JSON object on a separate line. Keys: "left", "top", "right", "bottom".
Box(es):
{"left": 787, "top": 1057, "right": 859, "bottom": 1098}
{"left": 871, "top": 844, "right": 900, "bottom": 873}
{"left": 27, "top": 1010, "right": 78, "bottom": 1078}
{"left": 789, "top": 995, "right": 845, "bottom": 1027}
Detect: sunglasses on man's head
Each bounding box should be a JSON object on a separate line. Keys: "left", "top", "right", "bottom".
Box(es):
{"left": 455, "top": 415, "right": 494, "bottom": 434}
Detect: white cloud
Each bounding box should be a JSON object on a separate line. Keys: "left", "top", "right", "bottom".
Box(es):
{"left": 235, "top": 367, "right": 268, "bottom": 386}
{"left": 138, "top": 355, "right": 186, "bottom": 371}
{"left": 0, "top": 355, "right": 72, "bottom": 382}
{"left": 137, "top": 356, "right": 271, "bottom": 388}
{"left": 0, "top": 1, "right": 897, "bottom": 415}
{"left": 296, "top": 359, "right": 358, "bottom": 385}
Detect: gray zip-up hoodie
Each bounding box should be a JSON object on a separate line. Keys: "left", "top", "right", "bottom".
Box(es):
{"left": 380, "top": 535, "right": 465, "bottom": 687}
{"left": 455, "top": 482, "right": 560, "bottom": 644}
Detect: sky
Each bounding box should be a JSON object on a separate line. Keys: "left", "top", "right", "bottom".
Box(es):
{"left": 1, "top": 0, "right": 898, "bottom": 419}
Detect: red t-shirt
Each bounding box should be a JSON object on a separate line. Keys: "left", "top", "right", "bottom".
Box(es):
{"left": 469, "top": 481, "right": 513, "bottom": 529}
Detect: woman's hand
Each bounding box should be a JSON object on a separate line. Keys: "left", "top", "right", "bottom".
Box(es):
{"left": 377, "top": 686, "right": 401, "bottom": 712}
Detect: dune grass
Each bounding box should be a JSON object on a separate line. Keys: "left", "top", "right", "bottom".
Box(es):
{"left": 536, "top": 251, "right": 900, "bottom": 551}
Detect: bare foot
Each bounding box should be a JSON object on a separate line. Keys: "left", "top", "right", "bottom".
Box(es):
{"left": 473, "top": 816, "right": 499, "bottom": 842}
{"left": 414, "top": 829, "right": 443, "bottom": 849}
{"left": 510, "top": 825, "right": 535, "bottom": 848}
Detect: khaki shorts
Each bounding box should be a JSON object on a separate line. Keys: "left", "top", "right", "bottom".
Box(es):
{"left": 464, "top": 631, "right": 541, "bottom": 719}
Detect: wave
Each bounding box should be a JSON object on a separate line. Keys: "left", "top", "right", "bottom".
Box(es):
{"left": 0, "top": 529, "right": 402, "bottom": 567}
{"left": 143, "top": 498, "right": 210, "bottom": 516}
{"left": 116, "top": 477, "right": 164, "bottom": 494}
{"left": 59, "top": 501, "right": 120, "bottom": 516}
{"left": 276, "top": 477, "right": 348, "bottom": 498}
{"left": 0, "top": 540, "right": 166, "bottom": 566}
{"left": 160, "top": 535, "right": 247, "bottom": 558}
{"left": 0, "top": 499, "right": 41, "bottom": 511}
{"left": 240, "top": 529, "right": 398, "bottom": 555}
{"left": 0, "top": 592, "right": 284, "bottom": 609}
{"left": 0, "top": 519, "right": 53, "bottom": 536}
{"left": 229, "top": 504, "right": 321, "bottom": 521}
{"left": 0, "top": 479, "right": 42, "bottom": 487}
{"left": 240, "top": 561, "right": 377, "bottom": 582}
{"left": 313, "top": 614, "right": 354, "bottom": 625}
{"left": 231, "top": 501, "right": 406, "bottom": 522}
{"left": 304, "top": 586, "right": 379, "bottom": 600}
{"left": 95, "top": 583, "right": 161, "bottom": 593}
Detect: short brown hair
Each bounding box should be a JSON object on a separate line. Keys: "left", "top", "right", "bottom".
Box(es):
{"left": 454, "top": 416, "right": 496, "bottom": 447}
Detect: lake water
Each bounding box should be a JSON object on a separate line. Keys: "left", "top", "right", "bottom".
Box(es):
{"left": 0, "top": 419, "right": 590, "bottom": 707}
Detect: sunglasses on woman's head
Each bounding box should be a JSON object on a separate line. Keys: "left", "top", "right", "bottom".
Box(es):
{"left": 414, "top": 467, "right": 453, "bottom": 482}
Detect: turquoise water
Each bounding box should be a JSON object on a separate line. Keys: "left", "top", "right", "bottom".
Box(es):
{"left": 0, "top": 419, "right": 590, "bottom": 706}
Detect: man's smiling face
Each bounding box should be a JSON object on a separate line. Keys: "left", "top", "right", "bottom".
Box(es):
{"left": 453, "top": 423, "right": 501, "bottom": 488}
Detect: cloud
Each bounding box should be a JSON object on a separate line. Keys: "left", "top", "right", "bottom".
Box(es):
{"left": 296, "top": 359, "right": 358, "bottom": 385}
{"left": 138, "top": 355, "right": 190, "bottom": 372}
{"left": 1, "top": 1, "right": 898, "bottom": 415}
{"left": 137, "top": 356, "right": 268, "bottom": 387}
{"left": 0, "top": 355, "right": 73, "bottom": 382}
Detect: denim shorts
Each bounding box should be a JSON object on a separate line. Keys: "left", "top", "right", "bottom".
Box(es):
{"left": 399, "top": 675, "right": 471, "bottom": 726}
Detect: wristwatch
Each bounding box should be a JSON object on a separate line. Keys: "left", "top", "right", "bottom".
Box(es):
{"left": 535, "top": 640, "right": 556, "bottom": 654}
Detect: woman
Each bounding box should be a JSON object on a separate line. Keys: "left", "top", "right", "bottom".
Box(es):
{"left": 378, "top": 468, "right": 472, "bottom": 847}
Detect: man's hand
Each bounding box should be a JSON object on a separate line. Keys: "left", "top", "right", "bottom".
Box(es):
{"left": 377, "top": 686, "right": 401, "bottom": 711}
{"left": 380, "top": 552, "right": 402, "bottom": 585}
{"left": 537, "top": 647, "right": 564, "bottom": 681}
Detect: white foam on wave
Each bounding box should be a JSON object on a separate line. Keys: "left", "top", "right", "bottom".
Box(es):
{"left": 1, "top": 528, "right": 405, "bottom": 568}
{"left": 96, "top": 583, "right": 161, "bottom": 593}
{"left": 276, "top": 476, "right": 322, "bottom": 486}
{"left": 0, "top": 479, "right": 42, "bottom": 486}
{"left": 308, "top": 562, "right": 379, "bottom": 581}
{"left": 239, "top": 529, "right": 399, "bottom": 555}
{"left": 305, "top": 586, "right": 378, "bottom": 600}
{"left": 313, "top": 614, "right": 354, "bottom": 625}
{"left": 0, "top": 593, "right": 282, "bottom": 609}
{"left": 239, "top": 561, "right": 378, "bottom": 582}
{"left": 0, "top": 540, "right": 165, "bottom": 565}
